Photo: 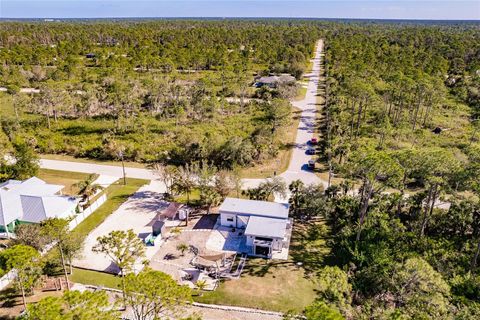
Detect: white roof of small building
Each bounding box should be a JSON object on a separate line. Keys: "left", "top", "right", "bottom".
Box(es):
{"left": 219, "top": 198, "right": 289, "bottom": 219}
{"left": 245, "top": 216, "right": 287, "bottom": 239}
{"left": 0, "top": 177, "right": 78, "bottom": 226}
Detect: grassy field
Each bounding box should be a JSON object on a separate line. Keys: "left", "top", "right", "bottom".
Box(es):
{"left": 195, "top": 221, "right": 329, "bottom": 313}
{"left": 195, "top": 260, "right": 317, "bottom": 312}
{"left": 294, "top": 86, "right": 308, "bottom": 101}
{"left": 72, "top": 178, "right": 148, "bottom": 237}
{"left": 69, "top": 268, "right": 121, "bottom": 289}
{"left": 37, "top": 168, "right": 90, "bottom": 195}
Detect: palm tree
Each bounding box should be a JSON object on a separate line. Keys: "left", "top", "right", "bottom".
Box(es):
{"left": 74, "top": 174, "right": 103, "bottom": 206}
{"left": 201, "top": 187, "right": 222, "bottom": 214}
{"left": 176, "top": 243, "right": 189, "bottom": 256}
{"left": 195, "top": 279, "right": 208, "bottom": 295}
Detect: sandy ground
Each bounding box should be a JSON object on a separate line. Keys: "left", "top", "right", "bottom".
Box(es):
{"left": 73, "top": 180, "right": 168, "bottom": 273}
{"left": 185, "top": 305, "right": 282, "bottom": 320}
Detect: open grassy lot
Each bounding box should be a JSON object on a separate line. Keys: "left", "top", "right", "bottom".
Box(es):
{"left": 240, "top": 108, "right": 301, "bottom": 179}
{"left": 37, "top": 168, "right": 90, "bottom": 195}
{"left": 294, "top": 86, "right": 308, "bottom": 101}
{"left": 195, "top": 220, "right": 329, "bottom": 313}
{"left": 195, "top": 259, "right": 317, "bottom": 313}
{"left": 72, "top": 178, "right": 148, "bottom": 237}
{"left": 69, "top": 267, "right": 121, "bottom": 290}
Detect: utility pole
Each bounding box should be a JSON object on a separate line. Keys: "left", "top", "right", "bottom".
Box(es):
{"left": 119, "top": 150, "right": 126, "bottom": 185}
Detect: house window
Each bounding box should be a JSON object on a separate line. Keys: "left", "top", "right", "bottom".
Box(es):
{"left": 256, "top": 236, "right": 273, "bottom": 242}
{"left": 227, "top": 217, "right": 234, "bottom": 222}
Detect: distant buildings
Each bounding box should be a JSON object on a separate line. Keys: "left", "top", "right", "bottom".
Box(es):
{"left": 254, "top": 74, "right": 296, "bottom": 88}
{"left": 0, "top": 177, "right": 78, "bottom": 238}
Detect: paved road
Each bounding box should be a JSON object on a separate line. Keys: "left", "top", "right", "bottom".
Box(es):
{"left": 40, "top": 159, "right": 157, "bottom": 180}
{"left": 40, "top": 39, "right": 328, "bottom": 196}
{"left": 243, "top": 39, "right": 328, "bottom": 193}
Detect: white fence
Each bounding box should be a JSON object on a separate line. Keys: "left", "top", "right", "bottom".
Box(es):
{"left": 0, "top": 269, "right": 17, "bottom": 291}
{"left": 69, "top": 194, "right": 107, "bottom": 230}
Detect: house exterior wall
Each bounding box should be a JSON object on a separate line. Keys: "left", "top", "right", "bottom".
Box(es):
{"left": 272, "top": 238, "right": 283, "bottom": 251}
{"left": 236, "top": 215, "right": 249, "bottom": 228}
{"left": 246, "top": 235, "right": 284, "bottom": 256}
{"left": 220, "top": 212, "right": 236, "bottom": 227}
{"left": 220, "top": 212, "right": 250, "bottom": 228}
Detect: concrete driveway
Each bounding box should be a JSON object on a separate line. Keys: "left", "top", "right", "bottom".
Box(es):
{"left": 73, "top": 180, "right": 168, "bottom": 273}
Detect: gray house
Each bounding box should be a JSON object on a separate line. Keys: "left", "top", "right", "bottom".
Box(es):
{"left": 218, "top": 198, "right": 292, "bottom": 258}
{"left": 254, "top": 74, "right": 296, "bottom": 88}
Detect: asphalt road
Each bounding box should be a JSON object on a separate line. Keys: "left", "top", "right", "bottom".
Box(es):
{"left": 243, "top": 39, "right": 328, "bottom": 194}
{"left": 40, "top": 159, "right": 157, "bottom": 180}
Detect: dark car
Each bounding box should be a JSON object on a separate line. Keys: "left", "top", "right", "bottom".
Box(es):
{"left": 310, "top": 137, "right": 318, "bottom": 145}
{"left": 306, "top": 146, "right": 316, "bottom": 155}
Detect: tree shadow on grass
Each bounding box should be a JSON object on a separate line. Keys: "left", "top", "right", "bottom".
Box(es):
{"left": 242, "top": 258, "right": 293, "bottom": 278}
{"left": 289, "top": 220, "right": 332, "bottom": 277}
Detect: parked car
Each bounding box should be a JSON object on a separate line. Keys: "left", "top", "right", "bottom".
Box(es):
{"left": 306, "top": 146, "right": 316, "bottom": 155}
{"left": 308, "top": 159, "right": 316, "bottom": 169}
{"left": 310, "top": 137, "right": 318, "bottom": 145}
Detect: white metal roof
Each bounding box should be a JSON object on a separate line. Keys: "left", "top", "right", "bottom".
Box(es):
{"left": 245, "top": 216, "right": 287, "bottom": 239}
{"left": 219, "top": 198, "right": 289, "bottom": 219}
{"left": 20, "top": 195, "right": 77, "bottom": 223}
{"left": 0, "top": 177, "right": 78, "bottom": 226}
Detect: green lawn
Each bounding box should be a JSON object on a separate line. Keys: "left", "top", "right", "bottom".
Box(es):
{"left": 174, "top": 188, "right": 201, "bottom": 205}
{"left": 294, "top": 86, "right": 308, "bottom": 101}
{"left": 72, "top": 178, "right": 148, "bottom": 237}
{"left": 195, "top": 259, "right": 318, "bottom": 313}
{"left": 37, "top": 168, "right": 90, "bottom": 195}
{"left": 69, "top": 268, "right": 121, "bottom": 289}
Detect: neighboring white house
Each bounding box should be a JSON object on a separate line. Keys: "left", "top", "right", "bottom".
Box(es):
{"left": 218, "top": 198, "right": 292, "bottom": 258}
{"left": 0, "top": 177, "right": 78, "bottom": 238}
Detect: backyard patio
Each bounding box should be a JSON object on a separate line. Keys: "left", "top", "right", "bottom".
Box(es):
{"left": 149, "top": 214, "right": 239, "bottom": 290}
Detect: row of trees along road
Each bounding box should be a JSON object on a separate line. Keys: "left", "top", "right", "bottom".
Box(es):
{"left": 290, "top": 22, "right": 480, "bottom": 320}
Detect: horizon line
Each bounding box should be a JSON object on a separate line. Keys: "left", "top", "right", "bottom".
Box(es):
{"left": 1, "top": 17, "right": 479, "bottom": 22}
